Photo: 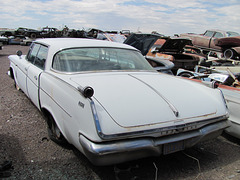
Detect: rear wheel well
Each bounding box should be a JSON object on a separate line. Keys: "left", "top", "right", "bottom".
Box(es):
{"left": 41, "top": 108, "right": 69, "bottom": 146}
{"left": 41, "top": 108, "right": 52, "bottom": 124}
{"left": 9, "top": 67, "right": 14, "bottom": 79}
{"left": 223, "top": 48, "right": 237, "bottom": 59}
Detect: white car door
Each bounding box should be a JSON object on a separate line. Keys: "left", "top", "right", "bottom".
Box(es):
{"left": 26, "top": 44, "right": 48, "bottom": 109}
{"left": 14, "top": 56, "right": 31, "bottom": 96}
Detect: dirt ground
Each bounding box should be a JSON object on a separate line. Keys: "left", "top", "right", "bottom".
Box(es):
{"left": 1, "top": 44, "right": 240, "bottom": 180}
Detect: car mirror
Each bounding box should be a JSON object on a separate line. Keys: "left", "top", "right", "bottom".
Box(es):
{"left": 16, "top": 50, "right": 23, "bottom": 57}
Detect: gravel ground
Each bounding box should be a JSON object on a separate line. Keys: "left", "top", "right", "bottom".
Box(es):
{"left": 1, "top": 44, "right": 240, "bottom": 180}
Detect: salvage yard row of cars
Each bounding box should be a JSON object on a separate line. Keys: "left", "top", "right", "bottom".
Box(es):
{"left": 0, "top": 27, "right": 129, "bottom": 46}
{"left": 5, "top": 27, "right": 240, "bottom": 166}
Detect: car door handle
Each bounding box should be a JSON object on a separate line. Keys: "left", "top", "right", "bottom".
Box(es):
{"left": 25, "top": 67, "right": 28, "bottom": 71}
{"left": 34, "top": 76, "right": 37, "bottom": 80}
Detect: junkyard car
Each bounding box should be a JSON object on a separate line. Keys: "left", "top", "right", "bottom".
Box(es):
{"left": 124, "top": 34, "right": 205, "bottom": 74}
{"left": 176, "top": 68, "right": 240, "bottom": 139}
{"left": 20, "top": 37, "right": 34, "bottom": 46}
{"left": 0, "top": 36, "right": 8, "bottom": 49}
{"left": 180, "top": 29, "right": 240, "bottom": 60}
{"left": 215, "top": 36, "right": 240, "bottom": 60}
{"left": 97, "top": 32, "right": 127, "bottom": 43}
{"left": 8, "top": 38, "right": 229, "bottom": 166}
{"left": 220, "top": 86, "right": 240, "bottom": 139}
{"left": 177, "top": 73, "right": 240, "bottom": 140}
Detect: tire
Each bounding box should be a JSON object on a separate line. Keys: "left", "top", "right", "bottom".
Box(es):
{"left": 47, "top": 115, "right": 68, "bottom": 145}
{"left": 224, "top": 49, "right": 234, "bottom": 59}
{"left": 178, "top": 72, "right": 194, "bottom": 78}
{"left": 30, "top": 33, "right": 37, "bottom": 39}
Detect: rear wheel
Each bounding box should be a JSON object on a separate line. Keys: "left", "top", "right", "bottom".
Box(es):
{"left": 47, "top": 115, "right": 68, "bottom": 145}
{"left": 224, "top": 49, "right": 235, "bottom": 59}
{"left": 30, "top": 33, "right": 37, "bottom": 39}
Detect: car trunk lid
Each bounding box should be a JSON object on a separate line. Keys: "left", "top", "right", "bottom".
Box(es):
{"left": 70, "top": 72, "right": 217, "bottom": 128}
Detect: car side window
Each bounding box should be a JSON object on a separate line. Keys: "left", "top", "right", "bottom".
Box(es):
{"left": 52, "top": 48, "right": 152, "bottom": 72}
{"left": 34, "top": 46, "right": 48, "bottom": 69}
{"left": 26, "top": 43, "right": 47, "bottom": 70}
{"left": 26, "top": 43, "right": 40, "bottom": 63}
{"left": 214, "top": 32, "right": 223, "bottom": 38}
{"left": 204, "top": 31, "right": 214, "bottom": 37}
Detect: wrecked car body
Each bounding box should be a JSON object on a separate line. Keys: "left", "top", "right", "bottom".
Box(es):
{"left": 97, "top": 32, "right": 127, "bottom": 43}
{"left": 20, "top": 38, "right": 34, "bottom": 46}
{"left": 22, "top": 28, "right": 42, "bottom": 39}
{"left": 40, "top": 27, "right": 60, "bottom": 38}
{"left": 124, "top": 34, "right": 205, "bottom": 74}
{"left": 145, "top": 56, "right": 175, "bottom": 75}
{"left": 180, "top": 29, "right": 240, "bottom": 60}
{"left": 0, "top": 36, "right": 8, "bottom": 50}
{"left": 177, "top": 64, "right": 240, "bottom": 139}
{"left": 8, "top": 38, "right": 229, "bottom": 166}
{"left": 178, "top": 73, "right": 240, "bottom": 139}
{"left": 221, "top": 87, "right": 240, "bottom": 139}
{"left": 215, "top": 36, "right": 240, "bottom": 60}
{"left": 177, "top": 62, "right": 240, "bottom": 88}
{"left": 146, "top": 37, "right": 205, "bottom": 74}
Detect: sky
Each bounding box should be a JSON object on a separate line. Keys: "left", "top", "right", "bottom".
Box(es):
{"left": 1, "top": 0, "right": 240, "bottom": 36}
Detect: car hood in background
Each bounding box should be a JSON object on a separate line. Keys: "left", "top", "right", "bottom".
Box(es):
{"left": 124, "top": 34, "right": 163, "bottom": 56}
{"left": 70, "top": 72, "right": 221, "bottom": 128}
{"left": 124, "top": 34, "right": 193, "bottom": 55}
{"left": 156, "top": 38, "right": 193, "bottom": 53}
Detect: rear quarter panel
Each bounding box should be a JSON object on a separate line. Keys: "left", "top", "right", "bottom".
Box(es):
{"left": 39, "top": 72, "right": 101, "bottom": 147}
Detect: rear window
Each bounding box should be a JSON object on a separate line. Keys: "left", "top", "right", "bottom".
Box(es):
{"left": 52, "top": 47, "right": 154, "bottom": 72}
{"left": 226, "top": 31, "right": 240, "bottom": 37}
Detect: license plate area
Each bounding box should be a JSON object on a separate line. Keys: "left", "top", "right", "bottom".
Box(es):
{"left": 163, "top": 141, "right": 185, "bottom": 155}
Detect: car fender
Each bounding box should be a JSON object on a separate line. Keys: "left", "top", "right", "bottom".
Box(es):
{"left": 39, "top": 72, "right": 101, "bottom": 145}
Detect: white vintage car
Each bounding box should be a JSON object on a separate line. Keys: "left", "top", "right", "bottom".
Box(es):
{"left": 220, "top": 87, "right": 240, "bottom": 139}
{"left": 9, "top": 38, "right": 229, "bottom": 166}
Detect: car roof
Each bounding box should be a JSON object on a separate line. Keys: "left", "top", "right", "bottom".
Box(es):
{"left": 207, "top": 29, "right": 239, "bottom": 34}
{"left": 34, "top": 38, "right": 137, "bottom": 51}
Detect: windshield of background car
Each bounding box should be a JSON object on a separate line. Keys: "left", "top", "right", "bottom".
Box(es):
{"left": 52, "top": 47, "right": 154, "bottom": 72}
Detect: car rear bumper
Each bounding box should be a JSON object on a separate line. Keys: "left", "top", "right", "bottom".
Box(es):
{"left": 79, "top": 120, "right": 229, "bottom": 166}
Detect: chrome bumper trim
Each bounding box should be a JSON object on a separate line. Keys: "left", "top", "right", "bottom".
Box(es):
{"left": 79, "top": 120, "right": 229, "bottom": 166}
